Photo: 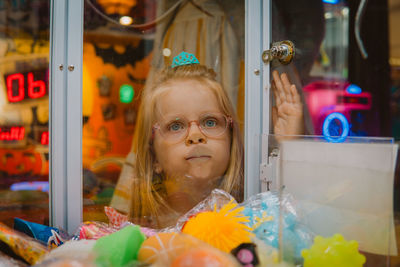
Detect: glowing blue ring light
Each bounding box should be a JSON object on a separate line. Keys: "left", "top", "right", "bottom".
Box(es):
{"left": 323, "top": 0, "right": 339, "bottom": 4}
{"left": 322, "top": 112, "right": 349, "bottom": 143}
{"left": 346, "top": 84, "right": 362, "bottom": 94}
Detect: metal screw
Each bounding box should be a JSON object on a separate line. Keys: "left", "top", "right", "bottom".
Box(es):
{"left": 59, "top": 64, "right": 64, "bottom": 71}
{"left": 68, "top": 65, "right": 75, "bottom": 71}
{"left": 254, "top": 69, "right": 260, "bottom": 75}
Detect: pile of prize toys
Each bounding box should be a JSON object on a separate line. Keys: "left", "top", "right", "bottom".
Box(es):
{"left": 0, "top": 189, "right": 367, "bottom": 267}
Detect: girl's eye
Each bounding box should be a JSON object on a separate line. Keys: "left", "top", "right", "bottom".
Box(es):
{"left": 203, "top": 118, "right": 218, "bottom": 128}
{"left": 168, "top": 122, "right": 185, "bottom": 132}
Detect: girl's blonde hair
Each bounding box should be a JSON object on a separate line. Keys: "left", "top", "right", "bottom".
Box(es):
{"left": 129, "top": 64, "right": 244, "bottom": 227}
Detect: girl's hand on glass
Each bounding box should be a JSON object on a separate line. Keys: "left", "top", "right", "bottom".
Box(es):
{"left": 271, "top": 70, "right": 304, "bottom": 138}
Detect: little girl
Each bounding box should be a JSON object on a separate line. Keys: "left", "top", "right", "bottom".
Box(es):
{"left": 128, "top": 52, "right": 303, "bottom": 228}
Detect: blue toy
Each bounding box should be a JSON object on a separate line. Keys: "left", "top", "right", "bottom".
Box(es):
{"left": 241, "top": 191, "right": 313, "bottom": 264}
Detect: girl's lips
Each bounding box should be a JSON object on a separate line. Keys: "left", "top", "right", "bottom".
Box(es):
{"left": 185, "top": 155, "right": 211, "bottom": 160}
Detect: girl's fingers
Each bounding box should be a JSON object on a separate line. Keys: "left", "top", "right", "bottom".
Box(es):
{"left": 281, "top": 73, "right": 293, "bottom": 103}
{"left": 281, "top": 73, "right": 292, "bottom": 93}
{"left": 290, "top": 84, "right": 301, "bottom": 104}
{"left": 272, "top": 70, "right": 286, "bottom": 102}
{"left": 271, "top": 81, "right": 282, "bottom": 106}
{"left": 272, "top": 106, "right": 278, "bottom": 127}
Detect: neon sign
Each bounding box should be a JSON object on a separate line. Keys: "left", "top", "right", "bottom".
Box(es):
{"left": 4, "top": 69, "right": 49, "bottom": 103}
{"left": 323, "top": 112, "right": 349, "bottom": 143}
{"left": 0, "top": 126, "right": 25, "bottom": 141}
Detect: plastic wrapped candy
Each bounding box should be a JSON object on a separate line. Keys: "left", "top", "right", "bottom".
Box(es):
{"left": 301, "top": 234, "right": 366, "bottom": 267}
{"left": 73, "top": 221, "right": 119, "bottom": 240}
{"left": 14, "top": 218, "right": 68, "bottom": 248}
{"left": 93, "top": 225, "right": 146, "bottom": 267}
{"left": 0, "top": 223, "right": 48, "bottom": 265}
{"left": 105, "top": 206, "right": 158, "bottom": 237}
{"left": 34, "top": 239, "right": 96, "bottom": 266}
{"left": 0, "top": 250, "right": 28, "bottom": 267}
{"left": 240, "top": 191, "right": 313, "bottom": 264}
{"left": 42, "top": 259, "right": 96, "bottom": 267}
{"left": 104, "top": 206, "right": 128, "bottom": 228}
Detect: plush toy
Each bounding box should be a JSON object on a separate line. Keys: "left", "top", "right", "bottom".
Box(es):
{"left": 301, "top": 234, "right": 366, "bottom": 267}
{"left": 93, "top": 225, "right": 145, "bottom": 267}
{"left": 182, "top": 200, "right": 253, "bottom": 253}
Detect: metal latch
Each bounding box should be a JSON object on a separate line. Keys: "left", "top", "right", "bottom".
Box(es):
{"left": 262, "top": 40, "right": 295, "bottom": 65}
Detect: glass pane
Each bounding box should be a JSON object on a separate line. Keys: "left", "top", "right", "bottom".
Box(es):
{"left": 271, "top": 0, "right": 400, "bottom": 265}
{"left": 265, "top": 134, "right": 396, "bottom": 265}
{"left": 0, "top": 1, "right": 50, "bottom": 227}
{"left": 82, "top": 0, "right": 245, "bottom": 228}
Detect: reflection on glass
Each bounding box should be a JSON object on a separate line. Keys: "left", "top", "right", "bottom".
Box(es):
{"left": 82, "top": 0, "right": 245, "bottom": 225}
{"left": 0, "top": 1, "right": 50, "bottom": 227}
{"left": 272, "top": 0, "right": 399, "bottom": 265}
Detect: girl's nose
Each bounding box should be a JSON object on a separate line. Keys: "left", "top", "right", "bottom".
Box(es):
{"left": 185, "top": 124, "right": 207, "bottom": 145}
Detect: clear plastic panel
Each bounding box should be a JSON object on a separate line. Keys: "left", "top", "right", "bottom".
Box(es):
{"left": 263, "top": 134, "right": 397, "bottom": 266}
{"left": 0, "top": 1, "right": 50, "bottom": 227}
{"left": 82, "top": 0, "right": 244, "bottom": 223}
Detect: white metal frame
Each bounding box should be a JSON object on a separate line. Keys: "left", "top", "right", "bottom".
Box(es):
{"left": 49, "top": 0, "right": 270, "bottom": 230}
{"left": 244, "top": 0, "right": 270, "bottom": 199}
{"left": 50, "top": 0, "right": 83, "bottom": 233}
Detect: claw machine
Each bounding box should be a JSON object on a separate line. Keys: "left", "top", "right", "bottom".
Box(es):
{"left": 0, "top": 0, "right": 399, "bottom": 266}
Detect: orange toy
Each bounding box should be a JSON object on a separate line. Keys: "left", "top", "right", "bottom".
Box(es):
{"left": 137, "top": 232, "right": 199, "bottom": 264}
{"left": 170, "top": 247, "right": 240, "bottom": 267}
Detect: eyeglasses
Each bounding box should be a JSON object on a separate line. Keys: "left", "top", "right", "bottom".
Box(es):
{"left": 153, "top": 113, "right": 232, "bottom": 143}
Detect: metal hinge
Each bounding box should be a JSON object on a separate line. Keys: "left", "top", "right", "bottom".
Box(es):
{"left": 260, "top": 148, "right": 280, "bottom": 192}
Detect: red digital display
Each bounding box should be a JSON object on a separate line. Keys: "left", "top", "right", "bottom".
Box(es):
{"left": 0, "top": 126, "right": 25, "bottom": 141}
{"left": 4, "top": 69, "right": 49, "bottom": 103}
{"left": 0, "top": 126, "right": 49, "bottom": 145}
{"left": 40, "top": 131, "right": 49, "bottom": 145}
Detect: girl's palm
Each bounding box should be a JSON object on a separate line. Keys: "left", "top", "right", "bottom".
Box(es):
{"left": 271, "top": 71, "right": 304, "bottom": 137}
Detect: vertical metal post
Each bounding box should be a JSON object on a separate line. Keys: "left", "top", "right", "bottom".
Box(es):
{"left": 66, "top": 0, "right": 83, "bottom": 233}
{"left": 262, "top": 0, "right": 271, "bottom": 159}
{"left": 49, "top": 0, "right": 68, "bottom": 230}
{"left": 50, "top": 0, "right": 83, "bottom": 233}
{"left": 245, "top": 0, "right": 270, "bottom": 198}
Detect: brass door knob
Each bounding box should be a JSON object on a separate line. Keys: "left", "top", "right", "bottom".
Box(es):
{"left": 262, "top": 40, "right": 295, "bottom": 65}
